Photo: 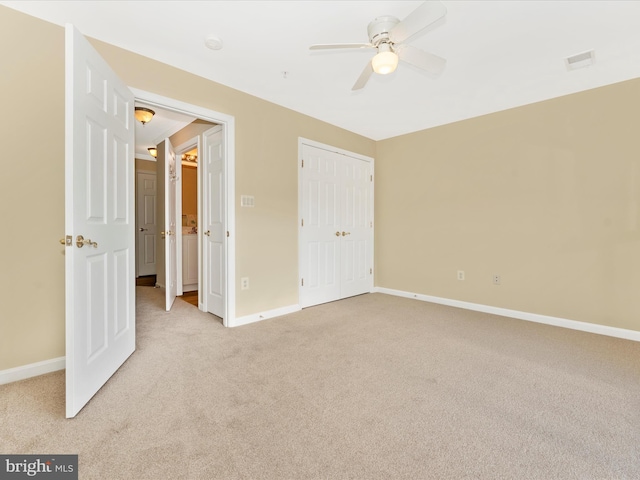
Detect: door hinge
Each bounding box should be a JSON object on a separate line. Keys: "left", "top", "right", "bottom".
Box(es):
{"left": 226, "top": 231, "right": 230, "bottom": 237}
{"left": 370, "top": 221, "right": 373, "bottom": 227}
{"left": 301, "top": 218, "right": 304, "bottom": 227}
{"left": 370, "top": 268, "right": 373, "bottom": 275}
{"left": 370, "top": 174, "right": 373, "bottom": 182}
{"left": 301, "top": 159, "right": 304, "bottom": 168}
{"left": 301, "top": 278, "right": 304, "bottom": 287}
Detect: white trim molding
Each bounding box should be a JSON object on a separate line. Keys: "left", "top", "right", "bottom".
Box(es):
{"left": 232, "top": 304, "right": 302, "bottom": 328}
{"left": 373, "top": 287, "right": 640, "bottom": 343}
{"left": 0, "top": 356, "right": 66, "bottom": 385}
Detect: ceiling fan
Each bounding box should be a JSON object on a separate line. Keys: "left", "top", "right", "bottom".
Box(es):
{"left": 309, "top": 1, "right": 447, "bottom": 90}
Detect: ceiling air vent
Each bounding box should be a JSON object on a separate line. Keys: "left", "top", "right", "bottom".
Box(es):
{"left": 565, "top": 50, "right": 595, "bottom": 71}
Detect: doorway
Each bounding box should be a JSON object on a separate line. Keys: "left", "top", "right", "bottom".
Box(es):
{"left": 131, "top": 88, "right": 236, "bottom": 327}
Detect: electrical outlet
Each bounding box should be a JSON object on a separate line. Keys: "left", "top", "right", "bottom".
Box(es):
{"left": 457, "top": 270, "right": 465, "bottom": 281}
{"left": 493, "top": 274, "right": 501, "bottom": 285}
{"left": 241, "top": 277, "right": 249, "bottom": 290}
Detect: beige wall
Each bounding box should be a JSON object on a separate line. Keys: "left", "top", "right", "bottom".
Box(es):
{"left": 169, "top": 119, "right": 215, "bottom": 149}
{"left": 135, "top": 158, "right": 157, "bottom": 173}
{"left": 182, "top": 166, "right": 197, "bottom": 217}
{"left": 376, "top": 78, "right": 640, "bottom": 331}
{"left": 0, "top": 10, "right": 65, "bottom": 370}
{"left": 0, "top": 6, "right": 374, "bottom": 371}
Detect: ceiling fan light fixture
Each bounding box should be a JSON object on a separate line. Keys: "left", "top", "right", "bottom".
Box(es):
{"left": 372, "top": 44, "right": 398, "bottom": 75}
{"left": 134, "top": 107, "right": 155, "bottom": 125}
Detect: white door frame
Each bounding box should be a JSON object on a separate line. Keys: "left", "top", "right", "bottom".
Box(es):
{"left": 297, "top": 137, "right": 374, "bottom": 307}
{"left": 131, "top": 88, "right": 236, "bottom": 327}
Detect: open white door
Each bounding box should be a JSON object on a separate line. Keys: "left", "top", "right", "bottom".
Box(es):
{"left": 165, "top": 139, "right": 178, "bottom": 311}
{"left": 202, "top": 126, "right": 225, "bottom": 318}
{"left": 65, "top": 25, "right": 135, "bottom": 418}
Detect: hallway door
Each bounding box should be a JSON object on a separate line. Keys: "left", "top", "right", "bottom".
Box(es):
{"left": 202, "top": 125, "right": 225, "bottom": 318}
{"left": 136, "top": 172, "right": 157, "bottom": 277}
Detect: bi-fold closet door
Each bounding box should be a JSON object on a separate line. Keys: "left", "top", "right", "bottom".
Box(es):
{"left": 299, "top": 142, "right": 373, "bottom": 308}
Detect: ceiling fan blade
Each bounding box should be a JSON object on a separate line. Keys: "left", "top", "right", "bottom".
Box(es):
{"left": 397, "top": 44, "right": 446, "bottom": 77}
{"left": 352, "top": 61, "right": 374, "bottom": 91}
{"left": 310, "top": 43, "right": 373, "bottom": 50}
{"left": 390, "top": 1, "right": 447, "bottom": 44}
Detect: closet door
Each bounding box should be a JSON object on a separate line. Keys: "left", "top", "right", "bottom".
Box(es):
{"left": 340, "top": 156, "right": 371, "bottom": 299}
{"left": 299, "top": 145, "right": 341, "bottom": 307}
{"left": 299, "top": 143, "right": 373, "bottom": 308}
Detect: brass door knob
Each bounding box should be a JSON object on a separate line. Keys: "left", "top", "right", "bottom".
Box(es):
{"left": 76, "top": 235, "right": 98, "bottom": 248}
{"left": 335, "top": 231, "right": 340, "bottom": 237}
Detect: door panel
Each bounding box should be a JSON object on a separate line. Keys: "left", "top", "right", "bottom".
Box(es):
{"left": 300, "top": 145, "right": 341, "bottom": 307}
{"left": 202, "top": 126, "right": 225, "bottom": 318}
{"left": 65, "top": 24, "right": 135, "bottom": 418}
{"left": 340, "top": 157, "right": 371, "bottom": 298}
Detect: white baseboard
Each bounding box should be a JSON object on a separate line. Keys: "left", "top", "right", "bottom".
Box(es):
{"left": 232, "top": 304, "right": 302, "bottom": 327}
{"left": 0, "top": 356, "right": 65, "bottom": 385}
{"left": 373, "top": 287, "right": 640, "bottom": 343}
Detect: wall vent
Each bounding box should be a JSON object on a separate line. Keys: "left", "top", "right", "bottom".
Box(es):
{"left": 565, "top": 50, "right": 595, "bottom": 71}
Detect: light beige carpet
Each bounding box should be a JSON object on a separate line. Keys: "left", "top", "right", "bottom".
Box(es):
{"left": 1, "top": 287, "right": 639, "bottom": 479}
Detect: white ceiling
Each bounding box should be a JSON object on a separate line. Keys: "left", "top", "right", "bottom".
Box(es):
{"left": 4, "top": 1, "right": 640, "bottom": 141}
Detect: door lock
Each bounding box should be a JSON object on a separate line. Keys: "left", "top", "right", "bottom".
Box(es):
{"left": 76, "top": 235, "right": 98, "bottom": 248}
